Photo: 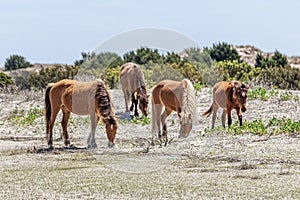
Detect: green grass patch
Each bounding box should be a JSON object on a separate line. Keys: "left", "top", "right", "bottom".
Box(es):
{"left": 248, "top": 87, "right": 299, "bottom": 101}
{"left": 8, "top": 104, "right": 44, "bottom": 125}
{"left": 202, "top": 117, "right": 299, "bottom": 135}
{"left": 228, "top": 117, "right": 300, "bottom": 135}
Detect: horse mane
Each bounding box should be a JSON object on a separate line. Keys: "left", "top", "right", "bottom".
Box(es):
{"left": 180, "top": 79, "right": 196, "bottom": 124}
{"left": 95, "top": 79, "right": 116, "bottom": 124}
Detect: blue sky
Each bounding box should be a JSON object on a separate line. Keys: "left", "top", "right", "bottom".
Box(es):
{"left": 1, "top": 0, "right": 300, "bottom": 66}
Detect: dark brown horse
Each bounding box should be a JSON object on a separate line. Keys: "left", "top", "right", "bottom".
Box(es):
{"left": 152, "top": 79, "right": 196, "bottom": 145}
{"left": 120, "top": 62, "right": 148, "bottom": 117}
{"left": 45, "top": 79, "right": 118, "bottom": 149}
{"left": 203, "top": 80, "right": 249, "bottom": 129}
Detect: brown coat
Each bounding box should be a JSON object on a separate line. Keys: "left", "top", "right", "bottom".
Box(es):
{"left": 203, "top": 81, "right": 249, "bottom": 129}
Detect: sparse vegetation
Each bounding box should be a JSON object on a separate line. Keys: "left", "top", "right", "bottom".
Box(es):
{"left": 248, "top": 87, "right": 299, "bottom": 101}
{"left": 227, "top": 117, "right": 300, "bottom": 135}
{"left": 8, "top": 104, "right": 43, "bottom": 125}
{"left": 132, "top": 115, "right": 151, "bottom": 125}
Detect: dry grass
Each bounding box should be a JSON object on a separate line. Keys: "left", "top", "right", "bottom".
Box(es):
{"left": 0, "top": 89, "right": 300, "bottom": 199}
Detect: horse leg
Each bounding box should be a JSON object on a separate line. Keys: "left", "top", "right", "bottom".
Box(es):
{"left": 122, "top": 87, "right": 129, "bottom": 112}
{"left": 236, "top": 108, "right": 243, "bottom": 126}
{"left": 151, "top": 103, "right": 163, "bottom": 145}
{"left": 47, "top": 106, "right": 60, "bottom": 149}
{"left": 61, "top": 107, "right": 71, "bottom": 146}
{"left": 87, "top": 113, "right": 99, "bottom": 149}
{"left": 227, "top": 108, "right": 233, "bottom": 127}
{"left": 161, "top": 109, "right": 172, "bottom": 146}
{"left": 211, "top": 105, "right": 219, "bottom": 129}
{"left": 221, "top": 109, "right": 227, "bottom": 128}
{"left": 133, "top": 94, "right": 139, "bottom": 117}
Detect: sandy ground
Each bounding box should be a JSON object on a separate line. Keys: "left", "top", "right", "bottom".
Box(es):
{"left": 0, "top": 88, "right": 300, "bottom": 199}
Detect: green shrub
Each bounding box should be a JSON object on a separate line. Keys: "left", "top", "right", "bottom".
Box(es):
{"left": 258, "top": 66, "right": 300, "bottom": 89}
{"left": 0, "top": 72, "right": 14, "bottom": 88}
{"left": 28, "top": 64, "right": 79, "bottom": 90}
{"left": 4, "top": 54, "right": 33, "bottom": 71}
{"left": 255, "top": 50, "right": 288, "bottom": 69}
{"left": 206, "top": 42, "right": 240, "bottom": 62}
{"left": 214, "top": 60, "right": 257, "bottom": 82}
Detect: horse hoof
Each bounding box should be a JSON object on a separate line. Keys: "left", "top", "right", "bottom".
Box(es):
{"left": 150, "top": 141, "right": 155, "bottom": 146}
{"left": 48, "top": 146, "right": 54, "bottom": 151}
{"left": 64, "top": 140, "right": 71, "bottom": 146}
{"left": 108, "top": 142, "right": 115, "bottom": 148}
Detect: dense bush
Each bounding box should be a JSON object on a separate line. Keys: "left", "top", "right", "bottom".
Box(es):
{"left": 255, "top": 51, "right": 299, "bottom": 89}
{"left": 0, "top": 72, "right": 14, "bottom": 88}
{"left": 206, "top": 42, "right": 240, "bottom": 62}
{"left": 258, "top": 66, "right": 300, "bottom": 89}
{"left": 4, "top": 54, "right": 33, "bottom": 71}
{"left": 0, "top": 72, "right": 13, "bottom": 85}
{"left": 215, "top": 60, "right": 257, "bottom": 82}
{"left": 255, "top": 51, "right": 288, "bottom": 69}
{"left": 184, "top": 48, "right": 213, "bottom": 69}
{"left": 123, "top": 47, "right": 163, "bottom": 65}
{"left": 28, "top": 64, "right": 79, "bottom": 90}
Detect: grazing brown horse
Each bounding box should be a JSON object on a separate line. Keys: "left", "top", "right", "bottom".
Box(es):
{"left": 203, "top": 80, "right": 249, "bottom": 129}
{"left": 152, "top": 79, "right": 196, "bottom": 145}
{"left": 120, "top": 62, "right": 148, "bottom": 117}
{"left": 45, "top": 79, "right": 118, "bottom": 149}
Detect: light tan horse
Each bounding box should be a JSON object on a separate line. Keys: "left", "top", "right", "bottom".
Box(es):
{"left": 151, "top": 79, "right": 196, "bottom": 146}
{"left": 203, "top": 80, "right": 249, "bottom": 129}
{"left": 120, "top": 62, "right": 149, "bottom": 117}
{"left": 45, "top": 79, "right": 118, "bottom": 149}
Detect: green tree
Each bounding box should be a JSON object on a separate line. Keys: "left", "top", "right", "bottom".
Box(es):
{"left": 164, "top": 52, "right": 181, "bottom": 64}
{"left": 207, "top": 42, "right": 240, "bottom": 62}
{"left": 271, "top": 50, "right": 288, "bottom": 68}
{"left": 4, "top": 55, "right": 33, "bottom": 71}
{"left": 123, "top": 47, "right": 163, "bottom": 64}
{"left": 255, "top": 53, "right": 273, "bottom": 69}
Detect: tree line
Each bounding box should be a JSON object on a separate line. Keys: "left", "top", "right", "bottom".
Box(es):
{"left": 1, "top": 42, "right": 300, "bottom": 91}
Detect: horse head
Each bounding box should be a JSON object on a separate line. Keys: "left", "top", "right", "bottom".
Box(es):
{"left": 232, "top": 82, "right": 249, "bottom": 112}
{"left": 138, "top": 86, "right": 149, "bottom": 116}
{"left": 179, "top": 114, "right": 193, "bottom": 138}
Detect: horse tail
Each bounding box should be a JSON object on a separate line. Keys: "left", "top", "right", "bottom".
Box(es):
{"left": 95, "top": 80, "right": 117, "bottom": 125}
{"left": 202, "top": 104, "right": 213, "bottom": 117}
{"left": 45, "top": 84, "right": 53, "bottom": 127}
{"left": 181, "top": 79, "right": 196, "bottom": 124}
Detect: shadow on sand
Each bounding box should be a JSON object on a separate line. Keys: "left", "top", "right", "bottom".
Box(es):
{"left": 115, "top": 111, "right": 134, "bottom": 120}
{"left": 34, "top": 145, "right": 87, "bottom": 154}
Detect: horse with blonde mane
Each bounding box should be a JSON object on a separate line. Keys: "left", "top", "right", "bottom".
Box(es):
{"left": 120, "top": 62, "right": 149, "bottom": 117}
{"left": 151, "top": 79, "right": 196, "bottom": 146}
{"left": 45, "top": 79, "right": 117, "bottom": 149}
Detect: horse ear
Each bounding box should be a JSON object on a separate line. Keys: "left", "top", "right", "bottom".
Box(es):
{"left": 241, "top": 83, "right": 250, "bottom": 90}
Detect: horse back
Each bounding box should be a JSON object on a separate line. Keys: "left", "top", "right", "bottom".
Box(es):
{"left": 120, "top": 62, "right": 145, "bottom": 92}
{"left": 213, "top": 81, "right": 235, "bottom": 109}
{"left": 152, "top": 80, "right": 183, "bottom": 112}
